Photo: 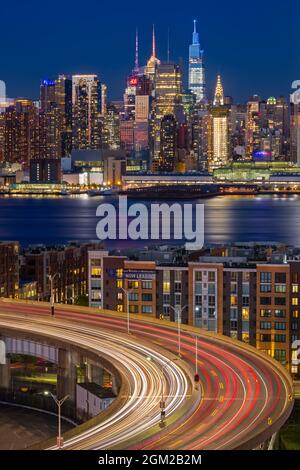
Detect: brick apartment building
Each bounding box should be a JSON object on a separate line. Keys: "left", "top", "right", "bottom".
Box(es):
{"left": 88, "top": 245, "right": 300, "bottom": 374}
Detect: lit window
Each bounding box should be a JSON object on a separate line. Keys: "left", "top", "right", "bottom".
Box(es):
{"left": 292, "top": 298, "right": 298, "bottom": 306}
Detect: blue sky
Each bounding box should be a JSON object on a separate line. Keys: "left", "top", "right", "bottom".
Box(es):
{"left": 1, "top": 0, "right": 298, "bottom": 102}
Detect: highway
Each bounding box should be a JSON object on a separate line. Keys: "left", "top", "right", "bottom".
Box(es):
{"left": 0, "top": 300, "right": 294, "bottom": 450}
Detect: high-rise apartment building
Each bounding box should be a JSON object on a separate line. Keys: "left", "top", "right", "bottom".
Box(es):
{"left": 72, "top": 75, "right": 103, "bottom": 150}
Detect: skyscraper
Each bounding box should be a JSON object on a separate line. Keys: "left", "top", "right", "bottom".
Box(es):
{"left": 208, "top": 75, "right": 230, "bottom": 170}
{"left": 72, "top": 75, "right": 102, "bottom": 150}
{"left": 290, "top": 89, "right": 300, "bottom": 166}
{"left": 188, "top": 20, "right": 205, "bottom": 103}
{"left": 145, "top": 25, "right": 161, "bottom": 83}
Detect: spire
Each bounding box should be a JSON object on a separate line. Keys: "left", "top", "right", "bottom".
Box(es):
{"left": 213, "top": 74, "right": 224, "bottom": 106}
{"left": 134, "top": 28, "right": 139, "bottom": 73}
{"left": 167, "top": 27, "right": 170, "bottom": 63}
{"left": 152, "top": 24, "right": 156, "bottom": 58}
{"left": 192, "top": 19, "right": 199, "bottom": 45}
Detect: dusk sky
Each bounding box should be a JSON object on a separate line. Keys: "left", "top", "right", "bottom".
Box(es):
{"left": 1, "top": 0, "right": 298, "bottom": 102}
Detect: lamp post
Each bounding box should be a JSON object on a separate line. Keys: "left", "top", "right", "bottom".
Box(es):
{"left": 47, "top": 273, "right": 60, "bottom": 316}
{"left": 169, "top": 305, "right": 188, "bottom": 357}
{"left": 120, "top": 287, "right": 135, "bottom": 335}
{"left": 50, "top": 393, "right": 69, "bottom": 449}
{"left": 160, "top": 357, "right": 178, "bottom": 423}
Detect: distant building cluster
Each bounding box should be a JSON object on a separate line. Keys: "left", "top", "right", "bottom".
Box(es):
{"left": 0, "top": 21, "right": 298, "bottom": 190}
{"left": 1, "top": 240, "right": 300, "bottom": 375}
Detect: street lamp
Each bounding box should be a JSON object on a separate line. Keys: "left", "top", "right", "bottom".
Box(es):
{"left": 169, "top": 305, "right": 188, "bottom": 357}
{"left": 50, "top": 393, "right": 69, "bottom": 449}
{"left": 120, "top": 287, "right": 135, "bottom": 335}
{"left": 160, "top": 357, "right": 178, "bottom": 423}
{"left": 47, "top": 273, "right": 60, "bottom": 316}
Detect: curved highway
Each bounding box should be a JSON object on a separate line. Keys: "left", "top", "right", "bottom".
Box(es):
{"left": 0, "top": 300, "right": 294, "bottom": 450}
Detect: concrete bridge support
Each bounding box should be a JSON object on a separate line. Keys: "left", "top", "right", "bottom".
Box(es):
{"left": 56, "top": 348, "right": 81, "bottom": 403}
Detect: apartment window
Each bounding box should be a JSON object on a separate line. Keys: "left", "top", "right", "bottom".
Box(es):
{"left": 142, "top": 305, "right": 152, "bottom": 314}
{"left": 292, "top": 322, "right": 298, "bottom": 330}
{"left": 292, "top": 297, "right": 299, "bottom": 306}
{"left": 230, "top": 295, "right": 237, "bottom": 306}
{"left": 242, "top": 296, "right": 249, "bottom": 307}
{"left": 242, "top": 332, "right": 250, "bottom": 343}
{"left": 230, "top": 308, "right": 237, "bottom": 319}
{"left": 208, "top": 295, "right": 215, "bottom": 306}
{"left": 260, "top": 322, "right": 272, "bottom": 329}
{"left": 174, "top": 271, "right": 182, "bottom": 281}
{"left": 116, "top": 268, "right": 123, "bottom": 278}
{"left": 292, "top": 284, "right": 299, "bottom": 293}
{"left": 274, "top": 350, "right": 286, "bottom": 363}
{"left": 174, "top": 293, "right": 181, "bottom": 305}
{"left": 242, "top": 308, "right": 249, "bottom": 320}
{"left": 242, "top": 272, "right": 250, "bottom": 282}
{"left": 275, "top": 322, "right": 286, "bottom": 330}
{"left": 260, "top": 272, "right": 272, "bottom": 283}
{"left": 195, "top": 295, "right": 202, "bottom": 306}
{"left": 230, "top": 282, "right": 237, "bottom": 294}
{"left": 163, "top": 294, "right": 170, "bottom": 304}
{"left": 195, "top": 271, "right": 202, "bottom": 282}
{"left": 128, "top": 292, "right": 139, "bottom": 301}
{"left": 260, "top": 284, "right": 272, "bottom": 293}
{"left": 163, "top": 306, "right": 170, "bottom": 316}
{"left": 230, "top": 320, "right": 237, "bottom": 331}
{"left": 242, "top": 283, "right": 250, "bottom": 295}
{"left": 142, "top": 281, "right": 152, "bottom": 289}
{"left": 293, "top": 273, "right": 299, "bottom": 283}
{"left": 117, "top": 304, "right": 123, "bottom": 312}
{"left": 208, "top": 308, "right": 216, "bottom": 318}
{"left": 260, "top": 334, "right": 272, "bottom": 342}
{"left": 208, "top": 271, "right": 216, "bottom": 282}
{"left": 163, "top": 282, "right": 170, "bottom": 293}
{"left": 274, "top": 309, "right": 285, "bottom": 318}
{"left": 174, "top": 281, "right": 181, "bottom": 292}
{"left": 230, "top": 272, "right": 238, "bottom": 281}
{"left": 141, "top": 293, "right": 151, "bottom": 302}
{"left": 91, "top": 267, "right": 101, "bottom": 277}
{"left": 208, "top": 283, "right": 215, "bottom": 294}
{"left": 274, "top": 334, "right": 286, "bottom": 343}
{"left": 117, "top": 280, "right": 123, "bottom": 288}
{"left": 129, "top": 305, "right": 139, "bottom": 313}
{"left": 195, "top": 307, "right": 202, "bottom": 319}
{"left": 128, "top": 281, "right": 139, "bottom": 289}
{"left": 275, "top": 272, "right": 286, "bottom": 283}
{"left": 260, "top": 297, "right": 271, "bottom": 305}
{"left": 275, "top": 284, "right": 286, "bottom": 293}
{"left": 275, "top": 297, "right": 286, "bottom": 306}
{"left": 293, "top": 310, "right": 299, "bottom": 318}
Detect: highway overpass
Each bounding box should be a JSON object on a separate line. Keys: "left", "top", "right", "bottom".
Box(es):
{"left": 0, "top": 299, "right": 294, "bottom": 450}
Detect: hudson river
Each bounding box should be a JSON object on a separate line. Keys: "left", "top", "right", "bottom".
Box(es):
{"left": 0, "top": 194, "right": 300, "bottom": 247}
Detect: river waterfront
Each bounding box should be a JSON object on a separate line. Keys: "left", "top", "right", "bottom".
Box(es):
{"left": 0, "top": 194, "right": 300, "bottom": 248}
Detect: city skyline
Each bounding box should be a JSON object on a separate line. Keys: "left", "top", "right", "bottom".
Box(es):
{"left": 1, "top": 0, "right": 298, "bottom": 102}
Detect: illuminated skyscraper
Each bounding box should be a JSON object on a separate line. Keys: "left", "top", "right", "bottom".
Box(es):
{"left": 290, "top": 89, "right": 300, "bottom": 165}
{"left": 145, "top": 25, "right": 161, "bottom": 82}
{"left": 72, "top": 75, "right": 102, "bottom": 149}
{"left": 159, "top": 114, "right": 177, "bottom": 171}
{"left": 188, "top": 20, "right": 205, "bottom": 103}
{"left": 208, "top": 75, "right": 230, "bottom": 170}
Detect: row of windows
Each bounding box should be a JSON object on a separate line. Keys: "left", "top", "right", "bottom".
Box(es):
{"left": 128, "top": 293, "right": 152, "bottom": 301}
{"left": 260, "top": 309, "right": 286, "bottom": 317}
{"left": 260, "top": 334, "right": 286, "bottom": 343}
{"left": 260, "top": 272, "right": 287, "bottom": 283}
{"left": 260, "top": 321, "right": 286, "bottom": 330}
